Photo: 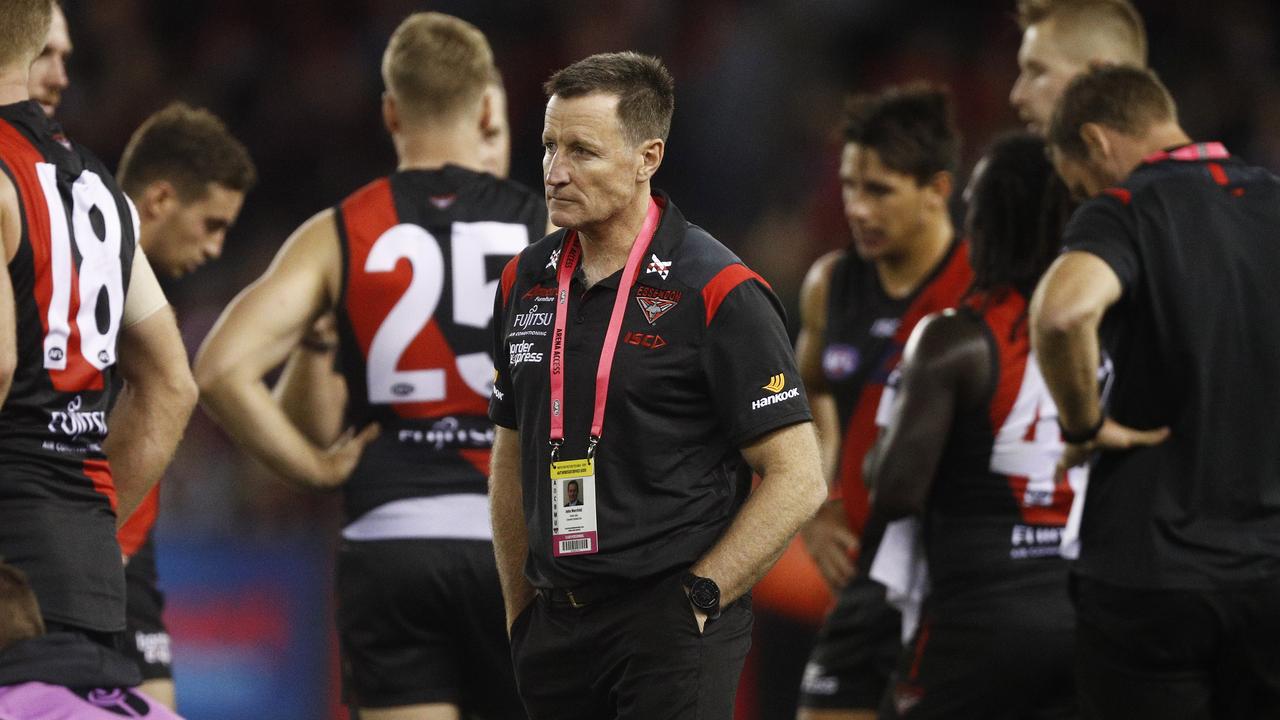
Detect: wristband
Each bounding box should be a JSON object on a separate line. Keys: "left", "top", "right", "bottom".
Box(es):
{"left": 1059, "top": 414, "right": 1105, "bottom": 444}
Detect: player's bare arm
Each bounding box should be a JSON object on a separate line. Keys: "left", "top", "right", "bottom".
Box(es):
{"left": 273, "top": 313, "right": 347, "bottom": 446}
{"left": 795, "top": 251, "right": 858, "bottom": 590}
{"left": 194, "top": 210, "right": 379, "bottom": 487}
{"left": 1030, "top": 251, "right": 1168, "bottom": 468}
{"left": 489, "top": 425, "right": 534, "bottom": 632}
{"left": 106, "top": 252, "right": 197, "bottom": 525}
{"left": 690, "top": 420, "right": 826, "bottom": 630}
{"left": 0, "top": 171, "right": 20, "bottom": 405}
{"left": 866, "top": 311, "right": 988, "bottom": 520}
{"left": 796, "top": 251, "right": 843, "bottom": 478}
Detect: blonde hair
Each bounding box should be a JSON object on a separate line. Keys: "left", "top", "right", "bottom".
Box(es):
{"left": 380, "top": 12, "right": 495, "bottom": 124}
{"left": 0, "top": 0, "right": 53, "bottom": 69}
{"left": 1017, "top": 0, "right": 1148, "bottom": 66}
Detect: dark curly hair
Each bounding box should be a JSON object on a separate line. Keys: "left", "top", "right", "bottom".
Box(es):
{"left": 965, "top": 133, "right": 1070, "bottom": 298}
{"left": 842, "top": 84, "right": 960, "bottom": 185}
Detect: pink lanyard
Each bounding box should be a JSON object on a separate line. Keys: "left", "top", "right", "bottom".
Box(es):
{"left": 549, "top": 197, "right": 662, "bottom": 459}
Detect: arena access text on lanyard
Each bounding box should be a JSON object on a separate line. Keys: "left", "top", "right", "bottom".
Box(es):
{"left": 546, "top": 197, "right": 661, "bottom": 557}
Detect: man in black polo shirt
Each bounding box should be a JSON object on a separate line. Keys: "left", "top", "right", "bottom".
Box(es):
{"left": 1032, "top": 65, "right": 1280, "bottom": 718}
{"left": 489, "top": 52, "right": 826, "bottom": 720}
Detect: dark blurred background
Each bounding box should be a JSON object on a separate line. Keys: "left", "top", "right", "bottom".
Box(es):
{"left": 50, "top": 0, "right": 1280, "bottom": 717}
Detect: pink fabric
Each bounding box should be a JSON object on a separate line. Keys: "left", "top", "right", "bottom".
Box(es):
{"left": 0, "top": 683, "right": 182, "bottom": 719}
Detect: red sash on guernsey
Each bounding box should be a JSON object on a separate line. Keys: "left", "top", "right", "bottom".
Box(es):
{"left": 839, "top": 242, "right": 973, "bottom": 545}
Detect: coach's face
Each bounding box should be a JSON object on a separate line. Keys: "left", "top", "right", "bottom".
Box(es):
{"left": 542, "top": 92, "right": 656, "bottom": 233}
{"left": 1011, "top": 20, "right": 1086, "bottom": 136}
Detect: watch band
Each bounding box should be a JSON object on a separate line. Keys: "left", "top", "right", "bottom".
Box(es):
{"left": 1059, "top": 414, "right": 1105, "bottom": 445}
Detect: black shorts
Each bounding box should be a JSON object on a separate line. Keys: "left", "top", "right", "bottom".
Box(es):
{"left": 879, "top": 603, "right": 1076, "bottom": 719}
{"left": 120, "top": 534, "right": 173, "bottom": 682}
{"left": 798, "top": 574, "right": 901, "bottom": 711}
{"left": 336, "top": 538, "right": 524, "bottom": 717}
{"left": 1073, "top": 573, "right": 1280, "bottom": 720}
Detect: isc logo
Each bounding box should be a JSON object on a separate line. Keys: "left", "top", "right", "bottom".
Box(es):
{"left": 623, "top": 331, "right": 667, "bottom": 349}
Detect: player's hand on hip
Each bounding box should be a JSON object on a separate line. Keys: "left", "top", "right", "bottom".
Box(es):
{"left": 302, "top": 313, "right": 339, "bottom": 352}
{"left": 313, "top": 423, "right": 381, "bottom": 487}
{"left": 800, "top": 499, "right": 859, "bottom": 590}
{"left": 1058, "top": 418, "right": 1171, "bottom": 472}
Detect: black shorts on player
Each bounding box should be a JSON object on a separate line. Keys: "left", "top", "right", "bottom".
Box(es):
{"left": 120, "top": 534, "right": 173, "bottom": 682}
{"left": 879, "top": 601, "right": 1075, "bottom": 720}
{"left": 798, "top": 576, "right": 900, "bottom": 710}
{"left": 336, "top": 538, "right": 524, "bottom": 716}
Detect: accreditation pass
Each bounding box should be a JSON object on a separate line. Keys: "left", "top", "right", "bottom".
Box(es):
{"left": 551, "top": 458, "right": 599, "bottom": 556}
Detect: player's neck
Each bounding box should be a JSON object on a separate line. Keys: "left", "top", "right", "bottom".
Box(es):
{"left": 875, "top": 216, "right": 953, "bottom": 299}
{"left": 0, "top": 73, "right": 30, "bottom": 106}
{"left": 395, "top": 126, "right": 485, "bottom": 174}
{"left": 575, "top": 190, "right": 652, "bottom": 288}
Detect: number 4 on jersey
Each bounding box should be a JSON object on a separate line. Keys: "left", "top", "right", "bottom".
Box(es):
{"left": 364, "top": 221, "right": 526, "bottom": 404}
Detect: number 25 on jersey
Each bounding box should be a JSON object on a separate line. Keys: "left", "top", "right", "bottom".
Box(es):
{"left": 364, "top": 221, "right": 525, "bottom": 404}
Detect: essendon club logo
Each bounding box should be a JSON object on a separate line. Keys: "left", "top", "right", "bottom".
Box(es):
{"left": 634, "top": 285, "right": 681, "bottom": 324}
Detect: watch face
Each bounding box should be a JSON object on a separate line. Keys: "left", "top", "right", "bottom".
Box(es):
{"left": 690, "top": 578, "right": 719, "bottom": 609}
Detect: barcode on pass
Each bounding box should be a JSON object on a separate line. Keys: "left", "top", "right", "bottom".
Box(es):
{"left": 559, "top": 538, "right": 592, "bottom": 553}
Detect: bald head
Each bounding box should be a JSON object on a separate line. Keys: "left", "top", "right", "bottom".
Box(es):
{"left": 1011, "top": 0, "right": 1148, "bottom": 135}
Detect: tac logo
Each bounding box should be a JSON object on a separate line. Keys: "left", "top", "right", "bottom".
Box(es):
{"left": 634, "top": 285, "right": 681, "bottom": 324}
{"left": 753, "top": 373, "right": 800, "bottom": 410}
{"left": 623, "top": 331, "right": 666, "bottom": 349}
{"left": 645, "top": 254, "right": 672, "bottom": 280}
{"left": 48, "top": 395, "right": 107, "bottom": 438}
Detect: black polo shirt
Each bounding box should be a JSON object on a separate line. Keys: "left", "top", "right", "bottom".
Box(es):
{"left": 1062, "top": 143, "right": 1280, "bottom": 589}
{"left": 489, "top": 193, "right": 812, "bottom": 589}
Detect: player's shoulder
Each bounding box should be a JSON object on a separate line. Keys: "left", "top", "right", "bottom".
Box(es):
{"left": 468, "top": 170, "right": 543, "bottom": 207}
{"left": 440, "top": 166, "right": 543, "bottom": 222}
{"left": 799, "top": 248, "right": 848, "bottom": 297}
{"left": 335, "top": 176, "right": 392, "bottom": 217}
{"left": 912, "top": 308, "right": 986, "bottom": 351}
{"left": 68, "top": 140, "right": 120, "bottom": 186}
{"left": 904, "top": 307, "right": 991, "bottom": 383}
